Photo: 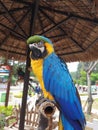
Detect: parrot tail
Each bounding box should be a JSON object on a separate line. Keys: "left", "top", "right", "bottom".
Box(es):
{"left": 61, "top": 113, "right": 85, "bottom": 130}
{"left": 61, "top": 114, "right": 74, "bottom": 130}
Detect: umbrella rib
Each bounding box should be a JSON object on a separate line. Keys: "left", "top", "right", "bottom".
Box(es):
{"left": 85, "top": 38, "right": 98, "bottom": 50}
{"left": 11, "top": 0, "right": 31, "bottom": 5}
{"left": 38, "top": 12, "right": 45, "bottom": 33}
{"left": 40, "top": 6, "right": 98, "bottom": 24}
{"left": 58, "top": 50, "right": 84, "bottom": 56}
{"left": 0, "top": 1, "right": 28, "bottom": 37}
{"left": 0, "top": 8, "right": 31, "bottom": 46}
{"left": 40, "top": 9, "right": 85, "bottom": 51}
{"left": 40, "top": 15, "right": 71, "bottom": 35}
{"left": 0, "top": 6, "right": 30, "bottom": 15}
{"left": 0, "top": 48, "right": 26, "bottom": 56}
{"left": 0, "top": 23, "right": 26, "bottom": 40}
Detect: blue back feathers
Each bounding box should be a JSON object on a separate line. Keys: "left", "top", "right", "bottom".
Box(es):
{"left": 43, "top": 53, "right": 86, "bottom": 130}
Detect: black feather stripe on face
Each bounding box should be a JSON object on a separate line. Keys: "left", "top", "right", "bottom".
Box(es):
{"left": 31, "top": 46, "right": 47, "bottom": 60}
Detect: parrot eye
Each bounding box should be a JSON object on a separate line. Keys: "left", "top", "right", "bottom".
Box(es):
{"left": 29, "top": 41, "right": 44, "bottom": 51}
{"left": 33, "top": 43, "right": 38, "bottom": 46}
{"left": 38, "top": 41, "right": 44, "bottom": 46}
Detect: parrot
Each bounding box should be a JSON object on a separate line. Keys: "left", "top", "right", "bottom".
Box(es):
{"left": 27, "top": 35, "right": 86, "bottom": 130}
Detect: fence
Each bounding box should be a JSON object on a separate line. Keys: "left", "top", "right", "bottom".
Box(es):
{"left": 86, "top": 119, "right": 98, "bottom": 130}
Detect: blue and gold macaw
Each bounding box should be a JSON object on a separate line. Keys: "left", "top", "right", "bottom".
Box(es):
{"left": 27, "top": 35, "right": 86, "bottom": 130}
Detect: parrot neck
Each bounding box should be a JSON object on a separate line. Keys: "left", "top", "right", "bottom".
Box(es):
{"left": 31, "top": 58, "right": 54, "bottom": 100}
{"left": 45, "top": 42, "right": 54, "bottom": 57}
{"left": 30, "top": 42, "right": 54, "bottom": 100}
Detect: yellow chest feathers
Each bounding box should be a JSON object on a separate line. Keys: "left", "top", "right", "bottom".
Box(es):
{"left": 31, "top": 59, "right": 53, "bottom": 100}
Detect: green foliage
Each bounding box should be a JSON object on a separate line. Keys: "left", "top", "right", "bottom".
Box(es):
{"left": 76, "top": 62, "right": 83, "bottom": 78}
{"left": 0, "top": 113, "right": 5, "bottom": 129}
{"left": 70, "top": 72, "right": 77, "bottom": 79}
{"left": 12, "top": 61, "right": 26, "bottom": 76}
{"left": 0, "top": 106, "right": 13, "bottom": 117}
{"left": 74, "top": 61, "right": 98, "bottom": 85}
{"left": 92, "top": 63, "right": 98, "bottom": 73}
{"left": 0, "top": 56, "right": 6, "bottom": 64}
{"left": 91, "top": 73, "right": 98, "bottom": 84}
{"left": 0, "top": 57, "right": 37, "bottom": 82}
{"left": 75, "top": 69, "right": 87, "bottom": 85}
{"left": 70, "top": 72, "right": 77, "bottom": 84}
{"left": 0, "top": 106, "right": 13, "bottom": 129}
{"left": 11, "top": 75, "right": 17, "bottom": 85}
{"left": 79, "top": 70, "right": 87, "bottom": 85}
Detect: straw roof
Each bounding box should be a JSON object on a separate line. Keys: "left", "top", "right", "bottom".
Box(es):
{"left": 0, "top": 0, "right": 98, "bottom": 62}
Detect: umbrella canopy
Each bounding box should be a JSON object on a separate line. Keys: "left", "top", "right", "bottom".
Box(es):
{"left": 0, "top": 0, "right": 98, "bottom": 62}
{"left": 1, "top": 1, "right": 98, "bottom": 130}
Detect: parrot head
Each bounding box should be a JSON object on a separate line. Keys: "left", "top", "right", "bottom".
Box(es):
{"left": 27, "top": 35, "right": 54, "bottom": 60}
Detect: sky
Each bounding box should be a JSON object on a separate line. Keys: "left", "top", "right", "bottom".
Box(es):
{"left": 67, "top": 62, "right": 79, "bottom": 72}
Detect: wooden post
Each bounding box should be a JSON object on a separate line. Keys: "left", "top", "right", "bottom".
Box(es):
{"left": 87, "top": 72, "right": 93, "bottom": 114}
{"left": 5, "top": 66, "right": 12, "bottom": 107}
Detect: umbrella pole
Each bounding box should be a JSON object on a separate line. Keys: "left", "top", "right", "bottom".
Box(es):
{"left": 19, "top": 47, "right": 30, "bottom": 130}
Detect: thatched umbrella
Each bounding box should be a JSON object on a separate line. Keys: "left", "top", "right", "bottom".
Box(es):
{"left": 0, "top": 0, "right": 98, "bottom": 129}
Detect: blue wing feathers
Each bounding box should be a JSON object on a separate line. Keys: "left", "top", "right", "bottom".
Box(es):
{"left": 43, "top": 53, "right": 86, "bottom": 130}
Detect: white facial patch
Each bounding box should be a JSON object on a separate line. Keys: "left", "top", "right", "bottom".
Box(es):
{"left": 29, "top": 42, "right": 45, "bottom": 53}
{"left": 38, "top": 46, "right": 45, "bottom": 53}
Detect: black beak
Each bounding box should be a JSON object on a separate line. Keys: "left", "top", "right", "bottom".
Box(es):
{"left": 30, "top": 47, "right": 42, "bottom": 60}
